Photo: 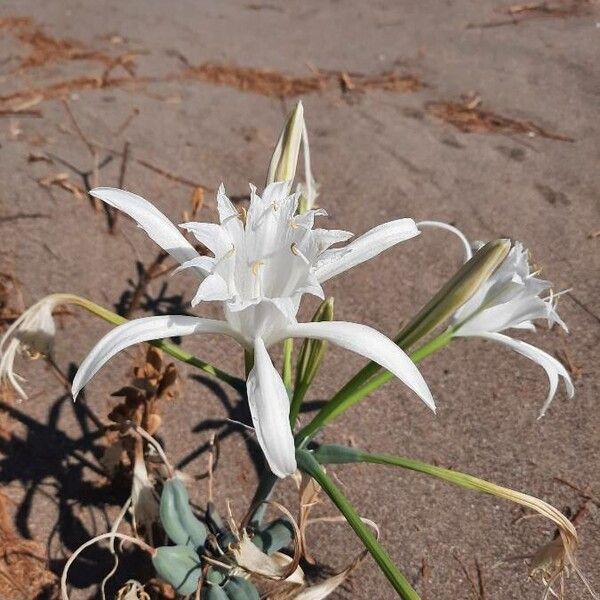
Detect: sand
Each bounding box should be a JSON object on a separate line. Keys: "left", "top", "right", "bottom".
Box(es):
{"left": 0, "top": 1, "right": 598, "bottom": 598}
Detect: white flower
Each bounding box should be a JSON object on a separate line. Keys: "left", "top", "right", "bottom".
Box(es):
{"left": 451, "top": 241, "right": 573, "bottom": 416}
{"left": 72, "top": 183, "right": 434, "bottom": 478}
{"left": 0, "top": 294, "right": 66, "bottom": 399}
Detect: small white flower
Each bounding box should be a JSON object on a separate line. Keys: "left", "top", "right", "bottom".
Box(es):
{"left": 72, "top": 183, "right": 434, "bottom": 478}
{"left": 451, "top": 241, "right": 574, "bottom": 416}
{"left": 0, "top": 294, "right": 66, "bottom": 399}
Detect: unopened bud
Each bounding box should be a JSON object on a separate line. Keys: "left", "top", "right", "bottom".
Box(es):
{"left": 396, "top": 238, "right": 511, "bottom": 349}
{"left": 266, "top": 100, "right": 304, "bottom": 185}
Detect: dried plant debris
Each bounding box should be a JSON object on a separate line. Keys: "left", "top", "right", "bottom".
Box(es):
{"left": 102, "top": 347, "right": 178, "bottom": 476}
{"left": 0, "top": 491, "right": 58, "bottom": 600}
{"left": 184, "top": 62, "right": 326, "bottom": 97}
{"left": 505, "top": 0, "right": 593, "bottom": 18}
{"left": 0, "top": 75, "right": 152, "bottom": 111}
{"left": 0, "top": 15, "right": 134, "bottom": 71}
{"left": 37, "top": 172, "right": 86, "bottom": 199}
{"left": 467, "top": 0, "right": 594, "bottom": 28}
{"left": 184, "top": 62, "right": 423, "bottom": 97}
{"left": 426, "top": 99, "right": 574, "bottom": 142}
{"left": 0, "top": 273, "right": 23, "bottom": 327}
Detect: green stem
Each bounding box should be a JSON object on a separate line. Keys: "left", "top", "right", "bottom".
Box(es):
{"left": 296, "top": 450, "right": 421, "bottom": 600}
{"left": 60, "top": 294, "right": 245, "bottom": 393}
{"left": 289, "top": 377, "right": 308, "bottom": 426}
{"left": 296, "top": 329, "right": 453, "bottom": 444}
{"left": 282, "top": 338, "right": 294, "bottom": 391}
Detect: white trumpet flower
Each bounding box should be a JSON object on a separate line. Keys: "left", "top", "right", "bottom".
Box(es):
{"left": 72, "top": 183, "right": 434, "bottom": 478}
{"left": 451, "top": 241, "right": 574, "bottom": 416}
{"left": 0, "top": 294, "right": 67, "bottom": 399}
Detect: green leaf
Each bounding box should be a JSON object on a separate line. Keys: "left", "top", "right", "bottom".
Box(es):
{"left": 152, "top": 545, "right": 201, "bottom": 596}
{"left": 295, "top": 240, "right": 510, "bottom": 442}
{"left": 312, "top": 445, "right": 577, "bottom": 547}
{"left": 296, "top": 449, "right": 421, "bottom": 600}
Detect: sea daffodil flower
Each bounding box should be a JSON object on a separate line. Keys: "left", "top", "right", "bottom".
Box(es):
{"left": 450, "top": 241, "right": 573, "bottom": 416}
{"left": 72, "top": 183, "right": 434, "bottom": 478}
{"left": 0, "top": 294, "right": 64, "bottom": 399}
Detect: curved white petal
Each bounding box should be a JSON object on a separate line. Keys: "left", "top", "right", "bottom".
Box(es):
{"left": 283, "top": 321, "right": 435, "bottom": 412}
{"left": 89, "top": 188, "right": 199, "bottom": 265}
{"left": 73, "top": 316, "right": 243, "bottom": 398}
{"left": 172, "top": 255, "right": 215, "bottom": 277}
{"left": 191, "top": 273, "right": 232, "bottom": 305}
{"left": 417, "top": 220, "right": 473, "bottom": 261}
{"left": 478, "top": 332, "right": 574, "bottom": 417}
{"left": 179, "top": 222, "right": 232, "bottom": 258}
{"left": 456, "top": 295, "right": 551, "bottom": 336}
{"left": 247, "top": 338, "right": 296, "bottom": 478}
{"left": 315, "top": 219, "right": 420, "bottom": 284}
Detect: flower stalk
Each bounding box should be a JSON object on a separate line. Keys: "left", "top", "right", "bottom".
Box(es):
{"left": 311, "top": 239, "right": 510, "bottom": 425}
{"left": 296, "top": 328, "right": 453, "bottom": 445}
{"left": 296, "top": 449, "right": 421, "bottom": 600}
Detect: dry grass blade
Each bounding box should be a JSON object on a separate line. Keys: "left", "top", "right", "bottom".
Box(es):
{"left": 426, "top": 100, "right": 574, "bottom": 141}
{"left": 37, "top": 172, "right": 86, "bottom": 199}
{"left": 505, "top": 0, "right": 593, "bottom": 17}
{"left": 0, "top": 75, "right": 158, "bottom": 111}
{"left": 184, "top": 62, "right": 423, "bottom": 97}
{"left": 184, "top": 63, "right": 326, "bottom": 97}
{"left": 0, "top": 15, "right": 137, "bottom": 71}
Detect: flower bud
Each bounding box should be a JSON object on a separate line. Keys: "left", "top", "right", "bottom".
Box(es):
{"left": 291, "top": 298, "right": 334, "bottom": 419}
{"left": 396, "top": 238, "right": 511, "bottom": 348}
{"left": 266, "top": 101, "right": 304, "bottom": 185}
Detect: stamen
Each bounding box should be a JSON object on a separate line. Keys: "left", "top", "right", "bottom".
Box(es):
{"left": 290, "top": 243, "right": 310, "bottom": 265}
{"left": 251, "top": 260, "right": 264, "bottom": 276}
{"left": 237, "top": 206, "right": 247, "bottom": 226}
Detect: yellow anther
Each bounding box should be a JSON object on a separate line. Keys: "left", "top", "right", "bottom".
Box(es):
{"left": 251, "top": 260, "right": 264, "bottom": 276}
{"left": 237, "top": 206, "right": 247, "bottom": 226}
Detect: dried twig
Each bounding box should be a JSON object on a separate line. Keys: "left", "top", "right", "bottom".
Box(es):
{"left": 426, "top": 100, "right": 574, "bottom": 142}
{"left": 109, "top": 140, "right": 131, "bottom": 234}
{"left": 126, "top": 250, "right": 169, "bottom": 317}
{"left": 555, "top": 348, "right": 583, "bottom": 380}
{"left": 62, "top": 100, "right": 101, "bottom": 209}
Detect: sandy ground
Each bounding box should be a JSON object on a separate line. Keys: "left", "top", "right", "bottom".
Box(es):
{"left": 0, "top": 1, "right": 599, "bottom": 598}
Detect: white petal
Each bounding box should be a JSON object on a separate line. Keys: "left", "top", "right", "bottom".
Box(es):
{"left": 72, "top": 316, "right": 242, "bottom": 398}
{"left": 89, "top": 188, "right": 198, "bottom": 265}
{"left": 456, "top": 295, "right": 551, "bottom": 336}
{"left": 216, "top": 183, "right": 238, "bottom": 223}
{"left": 191, "top": 273, "right": 231, "bottom": 305}
{"left": 283, "top": 321, "right": 435, "bottom": 412}
{"left": 172, "top": 255, "right": 215, "bottom": 276}
{"left": 179, "top": 222, "right": 232, "bottom": 258}
{"left": 247, "top": 338, "right": 296, "bottom": 478}
{"left": 315, "top": 219, "right": 420, "bottom": 283}
{"left": 477, "top": 332, "right": 575, "bottom": 417}
{"left": 417, "top": 220, "right": 473, "bottom": 261}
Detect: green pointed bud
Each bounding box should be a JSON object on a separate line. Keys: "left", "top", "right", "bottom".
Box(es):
{"left": 395, "top": 238, "right": 511, "bottom": 349}
{"left": 152, "top": 545, "right": 201, "bottom": 596}
{"left": 290, "top": 297, "right": 335, "bottom": 425}
{"left": 266, "top": 100, "right": 304, "bottom": 185}
{"left": 159, "top": 478, "right": 207, "bottom": 549}
{"left": 170, "top": 478, "right": 208, "bottom": 549}
{"left": 159, "top": 479, "right": 191, "bottom": 547}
